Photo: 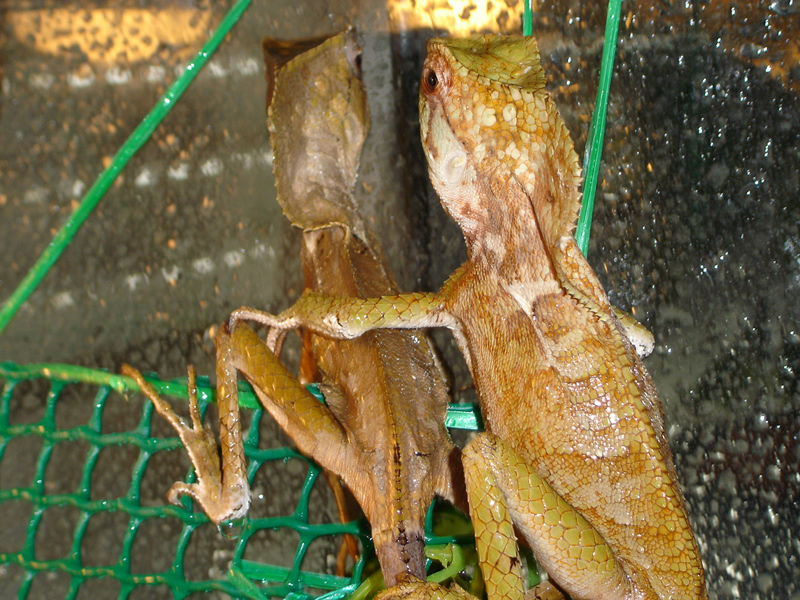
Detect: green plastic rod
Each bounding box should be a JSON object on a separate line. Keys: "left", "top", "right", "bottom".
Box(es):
{"left": 523, "top": 0, "right": 533, "bottom": 36}
{"left": 0, "top": 0, "right": 253, "bottom": 338}
{"left": 575, "top": 0, "right": 622, "bottom": 255}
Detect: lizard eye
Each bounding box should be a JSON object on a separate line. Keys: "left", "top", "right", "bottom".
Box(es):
{"left": 423, "top": 69, "right": 438, "bottom": 93}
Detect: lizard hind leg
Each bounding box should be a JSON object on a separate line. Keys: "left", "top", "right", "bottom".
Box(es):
{"left": 463, "top": 434, "right": 630, "bottom": 600}
{"left": 120, "top": 363, "right": 249, "bottom": 524}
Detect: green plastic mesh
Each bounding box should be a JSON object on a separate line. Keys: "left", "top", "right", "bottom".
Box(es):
{"left": 0, "top": 362, "right": 480, "bottom": 599}
{"left": 0, "top": 362, "right": 376, "bottom": 600}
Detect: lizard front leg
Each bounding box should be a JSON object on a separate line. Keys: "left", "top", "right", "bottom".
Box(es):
{"left": 231, "top": 290, "right": 454, "bottom": 352}
{"left": 122, "top": 320, "right": 350, "bottom": 524}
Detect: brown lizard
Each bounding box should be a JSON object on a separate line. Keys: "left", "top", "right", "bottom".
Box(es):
{"left": 232, "top": 35, "right": 707, "bottom": 600}
{"left": 123, "top": 30, "right": 464, "bottom": 587}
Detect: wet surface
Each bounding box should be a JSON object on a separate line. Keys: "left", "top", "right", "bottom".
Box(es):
{"left": 1, "top": 0, "right": 799, "bottom": 598}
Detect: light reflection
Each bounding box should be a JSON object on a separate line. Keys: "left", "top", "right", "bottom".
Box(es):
{"left": 387, "top": 0, "right": 529, "bottom": 35}
{"left": 8, "top": 8, "right": 215, "bottom": 65}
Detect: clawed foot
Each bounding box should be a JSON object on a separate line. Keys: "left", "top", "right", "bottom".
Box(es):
{"left": 375, "top": 581, "right": 474, "bottom": 600}
{"left": 121, "top": 364, "right": 250, "bottom": 523}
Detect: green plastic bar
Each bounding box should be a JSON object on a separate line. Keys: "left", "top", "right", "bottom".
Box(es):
{"left": 444, "top": 403, "right": 481, "bottom": 431}
{"left": 238, "top": 559, "right": 352, "bottom": 591}
{"left": 523, "top": 0, "right": 533, "bottom": 36}
{"left": 575, "top": 0, "right": 623, "bottom": 255}
{"left": 0, "top": 0, "right": 254, "bottom": 338}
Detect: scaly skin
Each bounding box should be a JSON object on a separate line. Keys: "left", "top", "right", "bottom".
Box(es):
{"left": 235, "top": 36, "right": 706, "bottom": 600}
{"left": 124, "top": 30, "right": 465, "bottom": 588}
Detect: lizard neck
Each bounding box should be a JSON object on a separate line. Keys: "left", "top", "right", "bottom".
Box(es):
{"left": 461, "top": 173, "right": 561, "bottom": 287}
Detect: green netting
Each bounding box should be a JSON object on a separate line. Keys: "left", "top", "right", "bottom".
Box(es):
{"left": 0, "top": 362, "right": 373, "bottom": 599}
{"left": 0, "top": 362, "right": 480, "bottom": 599}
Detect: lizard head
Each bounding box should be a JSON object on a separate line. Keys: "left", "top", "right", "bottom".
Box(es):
{"left": 419, "top": 35, "right": 582, "bottom": 249}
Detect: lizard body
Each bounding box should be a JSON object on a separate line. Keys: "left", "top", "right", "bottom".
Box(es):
{"left": 263, "top": 31, "right": 463, "bottom": 582}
